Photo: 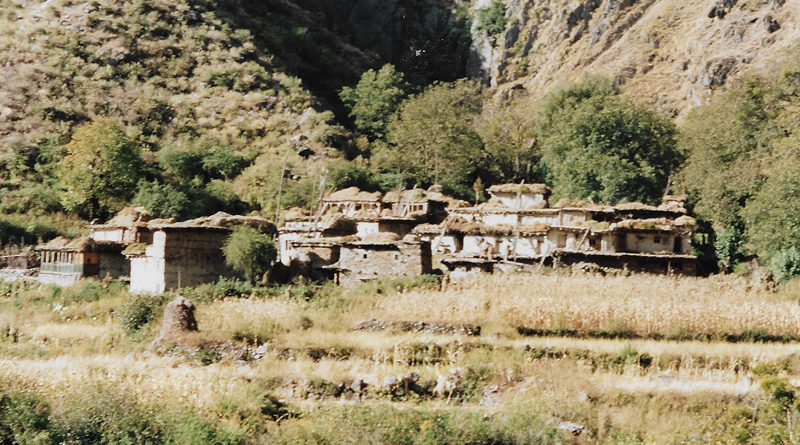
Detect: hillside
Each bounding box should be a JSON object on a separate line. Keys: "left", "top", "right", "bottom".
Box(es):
{"left": 0, "top": 0, "right": 797, "bottom": 275}
{"left": 472, "top": 0, "right": 799, "bottom": 118}
{"left": 3, "top": 0, "right": 795, "bottom": 148}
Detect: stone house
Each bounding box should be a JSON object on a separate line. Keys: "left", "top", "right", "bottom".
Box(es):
{"left": 33, "top": 207, "right": 157, "bottom": 286}
{"left": 278, "top": 186, "right": 464, "bottom": 284}
{"left": 331, "top": 236, "right": 432, "bottom": 285}
{"left": 417, "top": 183, "right": 698, "bottom": 276}
{"left": 126, "top": 212, "right": 275, "bottom": 294}
{"left": 318, "top": 187, "right": 382, "bottom": 219}
{"left": 88, "top": 206, "right": 156, "bottom": 280}
{"left": 485, "top": 183, "right": 551, "bottom": 209}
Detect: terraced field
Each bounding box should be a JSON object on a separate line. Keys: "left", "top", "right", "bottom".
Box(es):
{"left": 0, "top": 272, "right": 797, "bottom": 444}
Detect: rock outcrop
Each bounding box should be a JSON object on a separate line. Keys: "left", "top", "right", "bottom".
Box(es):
{"left": 467, "top": 0, "right": 798, "bottom": 118}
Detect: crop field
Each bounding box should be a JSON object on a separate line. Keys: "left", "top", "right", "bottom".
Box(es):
{"left": 0, "top": 271, "right": 797, "bottom": 444}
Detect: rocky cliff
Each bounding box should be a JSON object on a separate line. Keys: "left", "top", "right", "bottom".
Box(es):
{"left": 467, "top": 0, "right": 798, "bottom": 117}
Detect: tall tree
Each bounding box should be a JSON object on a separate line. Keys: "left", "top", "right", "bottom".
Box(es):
{"left": 537, "top": 77, "right": 681, "bottom": 204}
{"left": 476, "top": 98, "right": 540, "bottom": 183}
{"left": 339, "top": 64, "right": 411, "bottom": 140}
{"left": 679, "top": 62, "right": 799, "bottom": 279}
{"left": 383, "top": 79, "right": 485, "bottom": 198}
{"left": 58, "top": 118, "right": 144, "bottom": 219}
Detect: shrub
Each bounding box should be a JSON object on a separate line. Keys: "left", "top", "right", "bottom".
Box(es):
{"left": 0, "top": 392, "right": 53, "bottom": 444}
{"left": 475, "top": 1, "right": 507, "bottom": 36}
{"left": 182, "top": 277, "right": 253, "bottom": 302}
{"left": 222, "top": 226, "right": 277, "bottom": 284}
{"left": 58, "top": 280, "right": 127, "bottom": 304}
{"left": 119, "top": 293, "right": 168, "bottom": 335}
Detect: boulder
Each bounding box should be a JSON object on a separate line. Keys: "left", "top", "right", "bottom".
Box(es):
{"left": 158, "top": 296, "right": 198, "bottom": 340}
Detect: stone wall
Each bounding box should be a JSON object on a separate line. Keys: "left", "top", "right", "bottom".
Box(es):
{"left": 338, "top": 241, "right": 431, "bottom": 285}
{"left": 129, "top": 228, "right": 236, "bottom": 294}
{"left": 98, "top": 248, "right": 130, "bottom": 280}
{"left": 491, "top": 192, "right": 547, "bottom": 210}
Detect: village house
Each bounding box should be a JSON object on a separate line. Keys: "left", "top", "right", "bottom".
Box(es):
{"left": 415, "top": 184, "right": 697, "bottom": 276}
{"left": 0, "top": 247, "right": 38, "bottom": 282}
{"left": 36, "top": 236, "right": 97, "bottom": 286}
{"left": 35, "top": 207, "right": 155, "bottom": 286}
{"left": 277, "top": 186, "right": 466, "bottom": 283}
{"left": 330, "top": 234, "right": 433, "bottom": 285}
{"left": 126, "top": 212, "right": 276, "bottom": 294}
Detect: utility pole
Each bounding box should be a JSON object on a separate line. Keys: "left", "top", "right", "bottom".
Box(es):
{"left": 275, "top": 150, "right": 290, "bottom": 222}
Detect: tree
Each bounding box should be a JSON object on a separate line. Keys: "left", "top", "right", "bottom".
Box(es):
{"left": 476, "top": 98, "right": 541, "bottom": 183}
{"left": 537, "top": 77, "right": 681, "bottom": 204}
{"left": 339, "top": 64, "right": 411, "bottom": 140}
{"left": 383, "top": 79, "right": 486, "bottom": 198}
{"left": 679, "top": 62, "right": 799, "bottom": 279}
{"left": 59, "top": 118, "right": 144, "bottom": 218}
{"left": 222, "top": 226, "right": 277, "bottom": 284}
{"left": 326, "top": 160, "right": 377, "bottom": 192}
{"left": 132, "top": 180, "right": 190, "bottom": 219}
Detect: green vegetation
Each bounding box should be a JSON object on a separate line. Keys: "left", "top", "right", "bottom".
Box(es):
{"left": 0, "top": 0, "right": 793, "bottom": 280}
{"left": 384, "top": 79, "right": 486, "bottom": 197}
{"left": 339, "top": 64, "right": 411, "bottom": 141}
{"left": 0, "top": 273, "right": 799, "bottom": 443}
{"left": 537, "top": 77, "right": 681, "bottom": 204}
{"left": 476, "top": 1, "right": 508, "bottom": 37}
{"left": 58, "top": 119, "right": 144, "bottom": 219}
{"left": 679, "top": 63, "right": 799, "bottom": 280}
{"left": 222, "top": 226, "right": 277, "bottom": 284}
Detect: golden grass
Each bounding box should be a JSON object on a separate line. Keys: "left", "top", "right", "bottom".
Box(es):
{"left": 369, "top": 273, "right": 800, "bottom": 338}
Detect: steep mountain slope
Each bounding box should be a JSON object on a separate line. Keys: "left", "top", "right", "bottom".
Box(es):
{"left": 471, "top": 0, "right": 798, "bottom": 118}
{"left": 0, "top": 0, "right": 355, "bottom": 153}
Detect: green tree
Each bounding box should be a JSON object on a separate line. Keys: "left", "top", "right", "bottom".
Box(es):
{"left": 537, "top": 77, "right": 680, "bottom": 204}
{"left": 679, "top": 62, "right": 799, "bottom": 279}
{"left": 59, "top": 118, "right": 144, "bottom": 218}
{"left": 222, "top": 226, "right": 277, "bottom": 284}
{"left": 339, "top": 64, "right": 411, "bottom": 140}
{"left": 383, "top": 79, "right": 486, "bottom": 198}
{"left": 476, "top": 98, "right": 541, "bottom": 183}
{"left": 132, "top": 180, "right": 190, "bottom": 219}
{"left": 326, "top": 160, "right": 377, "bottom": 192}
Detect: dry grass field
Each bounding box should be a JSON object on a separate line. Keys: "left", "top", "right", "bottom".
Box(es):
{"left": 0, "top": 271, "right": 797, "bottom": 444}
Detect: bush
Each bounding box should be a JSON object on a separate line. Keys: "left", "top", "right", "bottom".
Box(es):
{"left": 475, "top": 2, "right": 507, "bottom": 36}
{"left": 119, "top": 293, "right": 168, "bottom": 335}
{"left": 767, "top": 247, "right": 800, "bottom": 283}
{"left": 57, "top": 280, "right": 127, "bottom": 304}
{"left": 222, "top": 226, "right": 277, "bottom": 284}
{"left": 0, "top": 392, "right": 53, "bottom": 444}
{"left": 182, "top": 277, "right": 254, "bottom": 302}
{"left": 714, "top": 225, "right": 746, "bottom": 273}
